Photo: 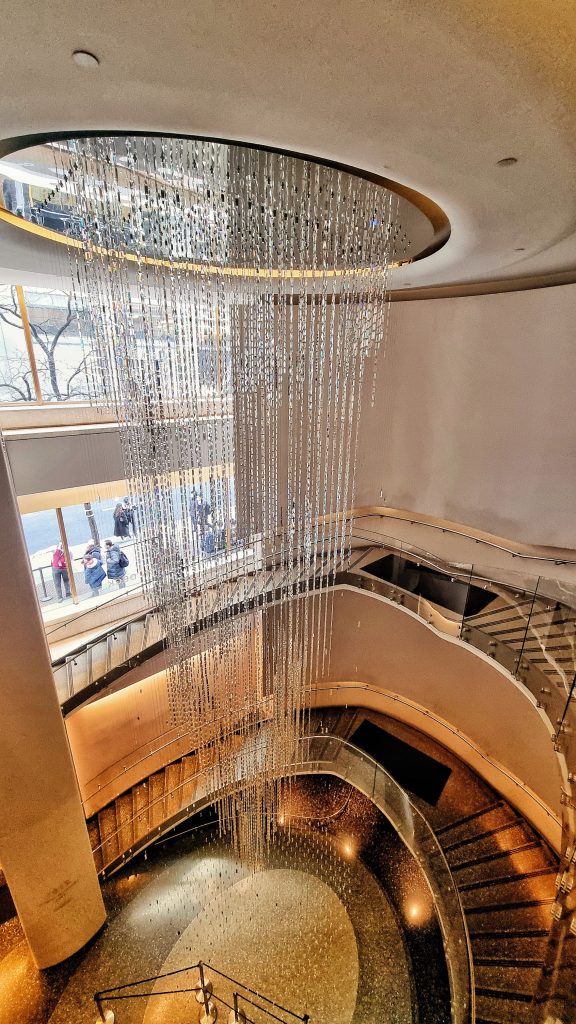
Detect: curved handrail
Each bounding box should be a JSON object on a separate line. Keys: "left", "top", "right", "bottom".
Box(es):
{"left": 301, "top": 735, "right": 474, "bottom": 1024}
{"left": 354, "top": 511, "right": 576, "bottom": 565}
{"left": 45, "top": 575, "right": 150, "bottom": 639}
{"left": 90, "top": 733, "right": 473, "bottom": 1024}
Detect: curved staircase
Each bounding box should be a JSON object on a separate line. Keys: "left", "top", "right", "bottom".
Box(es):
{"left": 84, "top": 706, "right": 561, "bottom": 1022}
{"left": 319, "top": 708, "right": 560, "bottom": 1024}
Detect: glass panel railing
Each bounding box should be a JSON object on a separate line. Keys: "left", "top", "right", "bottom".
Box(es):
{"left": 300, "top": 735, "right": 473, "bottom": 1024}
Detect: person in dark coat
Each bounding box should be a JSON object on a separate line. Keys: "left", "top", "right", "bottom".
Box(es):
{"left": 112, "top": 503, "right": 130, "bottom": 539}
{"left": 83, "top": 552, "right": 106, "bottom": 598}
{"left": 202, "top": 526, "right": 215, "bottom": 556}
{"left": 122, "top": 497, "right": 137, "bottom": 537}
{"left": 105, "top": 540, "right": 127, "bottom": 588}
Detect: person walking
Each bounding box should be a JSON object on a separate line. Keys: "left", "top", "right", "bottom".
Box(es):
{"left": 189, "top": 490, "right": 202, "bottom": 528}
{"left": 51, "top": 542, "right": 71, "bottom": 602}
{"left": 122, "top": 497, "right": 137, "bottom": 537}
{"left": 83, "top": 550, "right": 106, "bottom": 598}
{"left": 112, "top": 503, "right": 130, "bottom": 539}
{"left": 105, "top": 540, "right": 128, "bottom": 588}
{"left": 202, "top": 525, "right": 215, "bottom": 556}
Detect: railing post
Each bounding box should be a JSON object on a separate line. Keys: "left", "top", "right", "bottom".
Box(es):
{"left": 94, "top": 994, "right": 106, "bottom": 1022}
{"left": 198, "top": 960, "right": 212, "bottom": 1019}
{"left": 56, "top": 506, "right": 79, "bottom": 605}
{"left": 233, "top": 991, "right": 240, "bottom": 1021}
{"left": 37, "top": 566, "right": 51, "bottom": 602}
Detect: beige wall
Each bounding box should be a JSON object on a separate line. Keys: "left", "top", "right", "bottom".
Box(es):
{"left": 327, "top": 588, "right": 561, "bottom": 799}
{"left": 356, "top": 283, "right": 576, "bottom": 549}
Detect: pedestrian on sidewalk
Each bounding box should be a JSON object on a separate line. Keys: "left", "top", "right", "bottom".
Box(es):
{"left": 105, "top": 540, "right": 128, "bottom": 588}
{"left": 51, "top": 543, "right": 71, "bottom": 602}
{"left": 83, "top": 547, "right": 106, "bottom": 598}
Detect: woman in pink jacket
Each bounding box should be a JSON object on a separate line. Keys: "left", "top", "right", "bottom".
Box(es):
{"left": 51, "top": 543, "right": 71, "bottom": 602}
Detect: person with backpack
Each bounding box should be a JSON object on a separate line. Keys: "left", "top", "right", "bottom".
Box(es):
{"left": 83, "top": 546, "right": 106, "bottom": 598}
{"left": 105, "top": 539, "right": 128, "bottom": 588}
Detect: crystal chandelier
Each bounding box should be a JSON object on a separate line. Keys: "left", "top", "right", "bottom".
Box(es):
{"left": 50, "top": 135, "right": 402, "bottom": 863}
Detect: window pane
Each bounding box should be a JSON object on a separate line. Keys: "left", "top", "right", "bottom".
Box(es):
{"left": 23, "top": 287, "right": 92, "bottom": 402}
{"left": 0, "top": 284, "right": 35, "bottom": 403}
{"left": 61, "top": 497, "right": 142, "bottom": 600}
{"left": 21, "top": 508, "right": 73, "bottom": 606}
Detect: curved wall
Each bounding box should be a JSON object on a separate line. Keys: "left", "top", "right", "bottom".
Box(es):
{"left": 66, "top": 586, "right": 563, "bottom": 849}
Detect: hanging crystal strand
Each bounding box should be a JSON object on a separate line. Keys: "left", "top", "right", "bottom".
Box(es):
{"left": 58, "top": 134, "right": 399, "bottom": 867}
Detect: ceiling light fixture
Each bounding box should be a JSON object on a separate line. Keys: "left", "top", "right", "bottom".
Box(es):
{"left": 72, "top": 50, "right": 100, "bottom": 68}
{"left": 496, "top": 156, "right": 518, "bottom": 167}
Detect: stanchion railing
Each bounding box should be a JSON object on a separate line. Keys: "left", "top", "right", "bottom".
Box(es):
{"left": 94, "top": 959, "right": 310, "bottom": 1024}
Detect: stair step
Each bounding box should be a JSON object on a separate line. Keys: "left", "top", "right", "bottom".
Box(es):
{"left": 116, "top": 792, "right": 135, "bottom": 851}
{"left": 474, "top": 957, "right": 544, "bottom": 969}
{"left": 149, "top": 770, "right": 167, "bottom": 828}
{"left": 110, "top": 630, "right": 128, "bottom": 669}
{"left": 471, "top": 934, "right": 548, "bottom": 962}
{"left": 466, "top": 897, "right": 555, "bottom": 916}
{"left": 475, "top": 965, "right": 540, "bottom": 997}
{"left": 435, "top": 799, "right": 503, "bottom": 836}
{"left": 443, "top": 817, "right": 526, "bottom": 853}
{"left": 165, "top": 760, "right": 184, "bottom": 818}
{"left": 445, "top": 825, "right": 532, "bottom": 867}
{"left": 475, "top": 990, "right": 534, "bottom": 1024}
{"left": 132, "top": 781, "right": 151, "bottom": 843}
{"left": 458, "top": 867, "right": 556, "bottom": 894}
{"left": 463, "top": 878, "right": 556, "bottom": 913}
{"left": 53, "top": 662, "right": 70, "bottom": 702}
{"left": 90, "top": 640, "right": 108, "bottom": 681}
{"left": 143, "top": 614, "right": 163, "bottom": 648}
{"left": 452, "top": 842, "right": 549, "bottom": 882}
{"left": 68, "top": 650, "right": 89, "bottom": 695}
{"left": 469, "top": 928, "right": 549, "bottom": 940}
{"left": 127, "top": 619, "right": 147, "bottom": 659}
{"left": 97, "top": 804, "right": 119, "bottom": 863}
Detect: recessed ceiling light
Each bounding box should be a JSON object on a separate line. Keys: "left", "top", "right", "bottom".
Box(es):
{"left": 72, "top": 50, "right": 100, "bottom": 68}
{"left": 497, "top": 156, "right": 518, "bottom": 167}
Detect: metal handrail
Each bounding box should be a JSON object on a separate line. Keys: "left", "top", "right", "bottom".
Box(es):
{"left": 95, "top": 958, "right": 309, "bottom": 1024}
{"left": 354, "top": 511, "right": 576, "bottom": 565}
{"left": 45, "top": 575, "right": 150, "bottom": 638}
{"left": 49, "top": 525, "right": 576, "bottom": 657}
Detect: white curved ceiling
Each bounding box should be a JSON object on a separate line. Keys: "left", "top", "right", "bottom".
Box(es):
{"left": 1, "top": 1, "right": 576, "bottom": 290}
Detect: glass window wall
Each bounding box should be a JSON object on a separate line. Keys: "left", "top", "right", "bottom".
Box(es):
{"left": 0, "top": 285, "right": 39, "bottom": 402}
{"left": 21, "top": 476, "right": 238, "bottom": 622}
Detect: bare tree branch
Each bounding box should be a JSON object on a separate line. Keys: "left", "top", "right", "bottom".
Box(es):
{"left": 0, "top": 289, "right": 84, "bottom": 404}
{"left": 0, "top": 380, "right": 31, "bottom": 401}
{"left": 65, "top": 353, "right": 90, "bottom": 398}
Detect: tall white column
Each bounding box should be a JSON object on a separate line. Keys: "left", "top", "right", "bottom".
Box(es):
{"left": 0, "top": 438, "right": 105, "bottom": 968}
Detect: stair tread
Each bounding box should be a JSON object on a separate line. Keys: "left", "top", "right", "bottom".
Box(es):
{"left": 458, "top": 867, "right": 556, "bottom": 893}
{"left": 435, "top": 800, "right": 504, "bottom": 835}
{"left": 443, "top": 819, "right": 529, "bottom": 854}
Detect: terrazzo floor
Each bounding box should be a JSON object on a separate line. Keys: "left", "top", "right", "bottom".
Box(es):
{"left": 0, "top": 818, "right": 415, "bottom": 1024}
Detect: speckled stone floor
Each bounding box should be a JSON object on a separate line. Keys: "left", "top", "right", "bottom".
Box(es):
{"left": 0, "top": 801, "right": 421, "bottom": 1024}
